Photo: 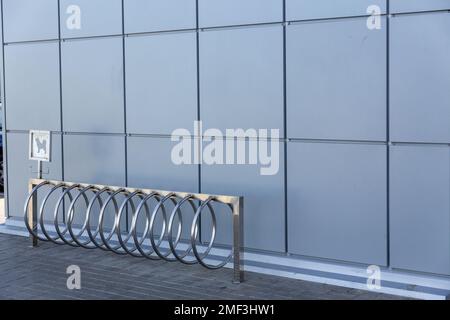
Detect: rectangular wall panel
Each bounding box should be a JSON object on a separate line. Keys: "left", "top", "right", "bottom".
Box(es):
{"left": 61, "top": 38, "right": 124, "bottom": 133}
{"left": 60, "top": 0, "right": 122, "bottom": 38}
{"left": 201, "top": 140, "right": 285, "bottom": 252}
{"left": 199, "top": 0, "right": 283, "bottom": 28}
{"left": 127, "top": 136, "right": 199, "bottom": 237}
{"left": 127, "top": 136, "right": 198, "bottom": 193}
{"left": 124, "top": 0, "right": 196, "bottom": 33}
{"left": 63, "top": 134, "right": 126, "bottom": 228}
{"left": 126, "top": 32, "right": 197, "bottom": 135}
{"left": 286, "top": 0, "right": 386, "bottom": 21}
{"left": 3, "top": 0, "right": 58, "bottom": 43}
{"left": 390, "top": 13, "right": 450, "bottom": 143}
{"left": 6, "top": 132, "right": 62, "bottom": 218}
{"left": 390, "top": 145, "right": 450, "bottom": 275}
{"left": 288, "top": 142, "right": 387, "bottom": 265}
{"left": 200, "top": 26, "right": 284, "bottom": 136}
{"left": 391, "top": 0, "right": 450, "bottom": 13}
{"left": 64, "top": 134, "right": 125, "bottom": 186}
{"left": 287, "top": 18, "right": 386, "bottom": 141}
{"left": 4, "top": 42, "right": 61, "bottom": 131}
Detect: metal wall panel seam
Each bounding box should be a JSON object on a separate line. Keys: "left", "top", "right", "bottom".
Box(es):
{"left": 2, "top": 9, "right": 448, "bottom": 46}
{"left": 283, "top": 0, "right": 288, "bottom": 254}
{"left": 0, "top": 0, "right": 10, "bottom": 218}
{"left": 61, "top": 132, "right": 126, "bottom": 137}
{"left": 391, "top": 142, "right": 450, "bottom": 147}
{"left": 289, "top": 138, "right": 387, "bottom": 145}
{"left": 386, "top": 0, "right": 391, "bottom": 268}
{"left": 121, "top": 0, "right": 129, "bottom": 230}
{"left": 199, "top": 22, "right": 283, "bottom": 34}
{"left": 390, "top": 9, "right": 450, "bottom": 17}
{"left": 196, "top": 0, "right": 202, "bottom": 242}
{"left": 288, "top": 13, "right": 389, "bottom": 25}
{"left": 60, "top": 34, "right": 123, "bottom": 43}
{"left": 57, "top": 0, "right": 66, "bottom": 223}
{"left": 126, "top": 28, "right": 197, "bottom": 38}
{"left": 199, "top": 21, "right": 283, "bottom": 32}
{"left": 6, "top": 129, "right": 399, "bottom": 145}
{"left": 287, "top": 9, "right": 450, "bottom": 25}
{"left": 3, "top": 38, "right": 59, "bottom": 46}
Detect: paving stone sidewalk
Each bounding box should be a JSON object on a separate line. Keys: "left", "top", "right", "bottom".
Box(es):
{"left": 0, "top": 233, "right": 407, "bottom": 300}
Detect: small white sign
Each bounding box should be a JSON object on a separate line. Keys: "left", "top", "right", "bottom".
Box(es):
{"left": 29, "top": 130, "right": 51, "bottom": 162}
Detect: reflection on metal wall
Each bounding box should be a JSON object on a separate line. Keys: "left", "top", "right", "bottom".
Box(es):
{"left": 1, "top": 0, "right": 450, "bottom": 277}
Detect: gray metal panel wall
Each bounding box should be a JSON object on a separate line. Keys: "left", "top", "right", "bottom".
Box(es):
{"left": 124, "top": 0, "right": 196, "bottom": 33}
{"left": 1, "top": 1, "right": 450, "bottom": 275}
{"left": 287, "top": 17, "right": 386, "bottom": 141}
{"left": 60, "top": 0, "right": 123, "bottom": 38}
{"left": 3, "top": 0, "right": 58, "bottom": 43}
{"left": 390, "top": 12, "right": 450, "bottom": 143}
{"left": 390, "top": 145, "right": 450, "bottom": 275}
{"left": 287, "top": 142, "right": 387, "bottom": 265}
{"left": 4, "top": 42, "right": 61, "bottom": 131}
{"left": 125, "top": 32, "right": 197, "bottom": 135}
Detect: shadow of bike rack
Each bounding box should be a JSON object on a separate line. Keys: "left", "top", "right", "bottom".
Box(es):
{"left": 24, "top": 179, "right": 244, "bottom": 283}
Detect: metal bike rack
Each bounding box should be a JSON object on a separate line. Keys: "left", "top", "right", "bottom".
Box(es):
{"left": 24, "top": 179, "right": 244, "bottom": 283}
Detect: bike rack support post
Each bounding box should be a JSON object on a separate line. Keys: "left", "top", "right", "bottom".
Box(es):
{"left": 26, "top": 178, "right": 245, "bottom": 283}
{"left": 28, "top": 181, "right": 38, "bottom": 247}
{"left": 233, "top": 197, "right": 244, "bottom": 283}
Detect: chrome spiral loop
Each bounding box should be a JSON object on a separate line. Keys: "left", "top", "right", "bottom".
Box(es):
{"left": 24, "top": 180, "right": 243, "bottom": 275}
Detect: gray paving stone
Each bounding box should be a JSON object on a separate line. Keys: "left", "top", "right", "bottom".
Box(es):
{"left": 0, "top": 233, "right": 408, "bottom": 300}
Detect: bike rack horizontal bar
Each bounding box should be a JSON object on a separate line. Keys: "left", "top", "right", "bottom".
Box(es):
{"left": 25, "top": 179, "right": 244, "bottom": 283}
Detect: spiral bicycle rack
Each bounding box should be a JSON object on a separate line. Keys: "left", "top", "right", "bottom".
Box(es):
{"left": 24, "top": 179, "right": 244, "bottom": 283}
